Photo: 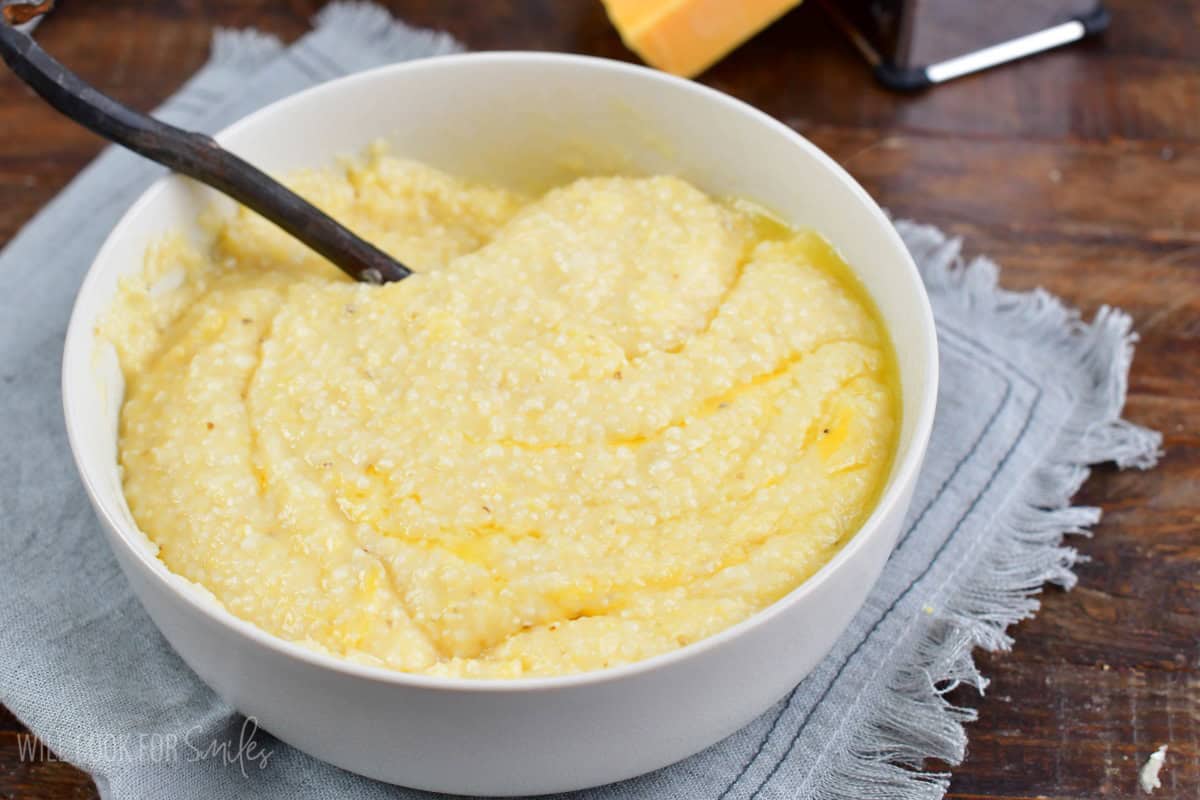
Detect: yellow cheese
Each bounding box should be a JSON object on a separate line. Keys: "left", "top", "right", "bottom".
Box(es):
{"left": 604, "top": 0, "right": 802, "bottom": 78}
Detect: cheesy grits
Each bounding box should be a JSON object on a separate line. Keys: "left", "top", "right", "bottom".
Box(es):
{"left": 103, "top": 148, "right": 899, "bottom": 678}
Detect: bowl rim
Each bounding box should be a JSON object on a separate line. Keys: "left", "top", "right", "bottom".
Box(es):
{"left": 62, "top": 50, "right": 939, "bottom": 693}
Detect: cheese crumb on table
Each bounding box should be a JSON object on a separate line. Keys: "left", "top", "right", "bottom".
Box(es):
{"left": 1138, "top": 744, "right": 1168, "bottom": 794}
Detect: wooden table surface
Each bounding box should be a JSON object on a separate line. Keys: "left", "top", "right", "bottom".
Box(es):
{"left": 1, "top": 1, "right": 1196, "bottom": 798}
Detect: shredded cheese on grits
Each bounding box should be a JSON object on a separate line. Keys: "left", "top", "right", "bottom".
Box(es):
{"left": 102, "top": 148, "right": 899, "bottom": 678}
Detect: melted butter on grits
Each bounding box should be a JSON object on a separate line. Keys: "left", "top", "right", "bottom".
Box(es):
{"left": 102, "top": 148, "right": 900, "bottom": 678}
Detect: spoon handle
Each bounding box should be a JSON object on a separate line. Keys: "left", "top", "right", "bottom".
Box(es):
{"left": 0, "top": 5, "right": 411, "bottom": 284}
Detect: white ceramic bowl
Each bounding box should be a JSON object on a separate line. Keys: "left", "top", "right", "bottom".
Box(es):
{"left": 62, "top": 52, "right": 937, "bottom": 796}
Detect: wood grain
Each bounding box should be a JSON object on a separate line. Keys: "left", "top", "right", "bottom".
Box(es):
{"left": 0, "top": 1, "right": 1196, "bottom": 798}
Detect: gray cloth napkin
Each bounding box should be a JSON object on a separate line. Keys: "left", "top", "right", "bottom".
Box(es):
{"left": 0, "top": 4, "right": 1161, "bottom": 799}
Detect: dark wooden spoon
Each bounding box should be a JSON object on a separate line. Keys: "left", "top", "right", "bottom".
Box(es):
{"left": 0, "top": 1, "right": 412, "bottom": 284}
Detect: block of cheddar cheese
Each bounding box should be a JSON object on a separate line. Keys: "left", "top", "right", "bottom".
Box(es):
{"left": 603, "top": 0, "right": 803, "bottom": 78}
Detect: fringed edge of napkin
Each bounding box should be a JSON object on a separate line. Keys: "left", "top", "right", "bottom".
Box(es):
{"left": 210, "top": 28, "right": 284, "bottom": 70}
{"left": 314, "top": 1, "right": 464, "bottom": 58}
{"left": 814, "top": 221, "right": 1163, "bottom": 800}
